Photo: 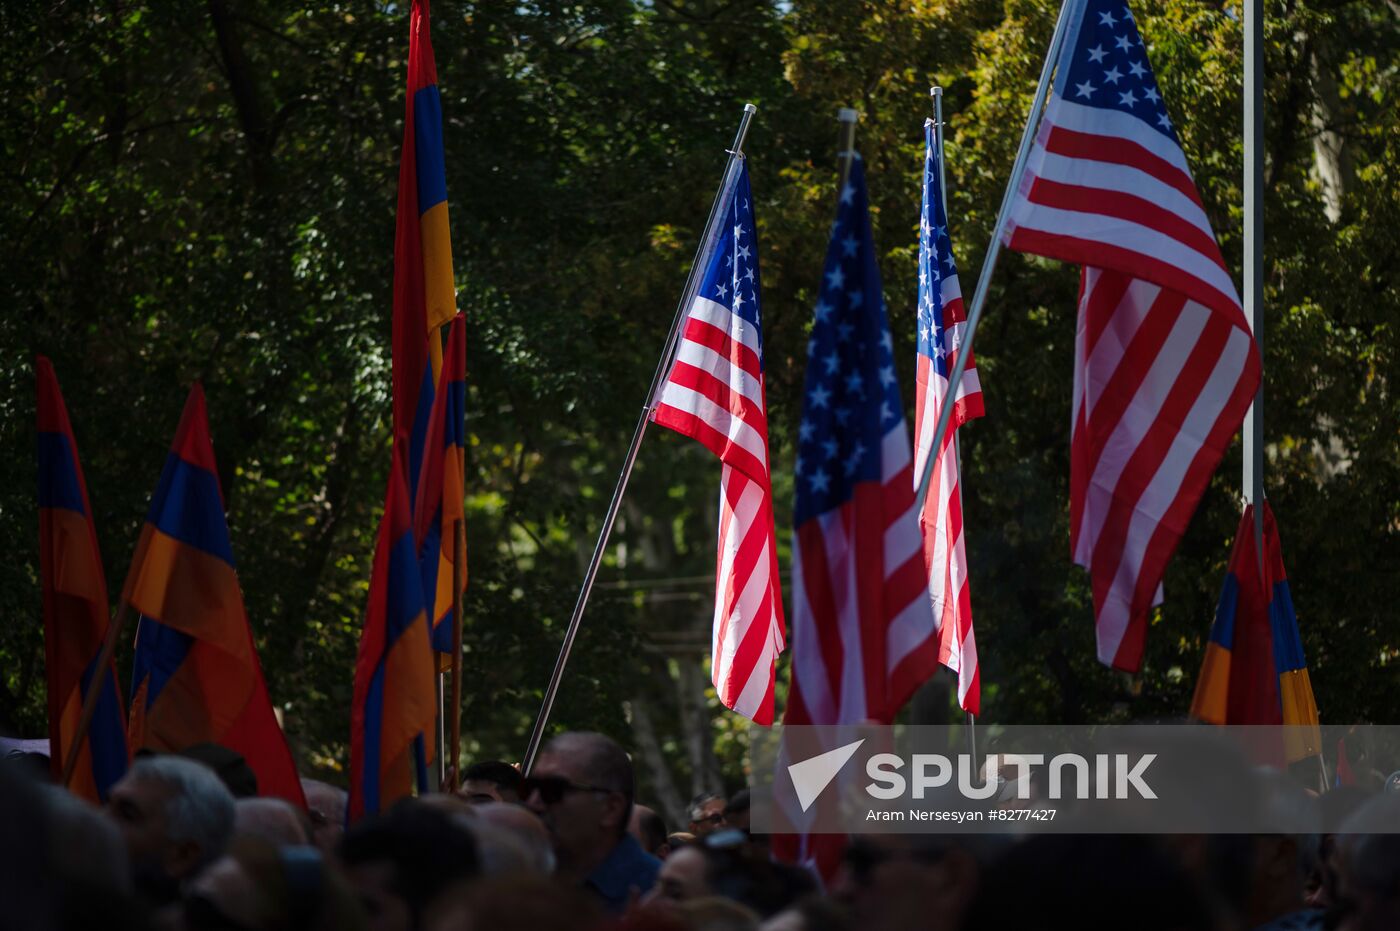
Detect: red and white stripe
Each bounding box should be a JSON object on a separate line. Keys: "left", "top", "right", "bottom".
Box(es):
{"left": 914, "top": 262, "right": 986, "bottom": 714}
{"left": 654, "top": 295, "right": 784, "bottom": 723}
{"left": 784, "top": 424, "right": 928, "bottom": 727}
{"left": 1006, "top": 94, "right": 1260, "bottom": 670}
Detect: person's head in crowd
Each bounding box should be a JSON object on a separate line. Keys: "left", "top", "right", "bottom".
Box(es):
{"left": 524, "top": 731, "right": 660, "bottom": 912}
{"left": 470, "top": 801, "right": 556, "bottom": 875}
{"left": 648, "top": 829, "right": 815, "bottom": 919}
{"left": 669, "top": 831, "right": 696, "bottom": 850}
{"left": 426, "top": 874, "right": 605, "bottom": 931}
{"left": 301, "top": 778, "right": 348, "bottom": 855}
{"left": 457, "top": 760, "right": 523, "bottom": 804}
{"left": 688, "top": 792, "right": 727, "bottom": 836}
{"left": 833, "top": 834, "right": 995, "bottom": 931}
{"left": 963, "top": 833, "right": 1223, "bottom": 930}
{"left": 674, "top": 896, "right": 761, "bottom": 931}
{"left": 645, "top": 843, "right": 712, "bottom": 904}
{"left": 105, "top": 753, "right": 236, "bottom": 905}
{"left": 1100, "top": 728, "right": 1259, "bottom": 922}
{"left": 724, "top": 790, "right": 751, "bottom": 834}
{"left": 338, "top": 799, "right": 480, "bottom": 931}
{"left": 44, "top": 784, "right": 132, "bottom": 894}
{"left": 173, "top": 743, "right": 259, "bottom": 798}
{"left": 42, "top": 784, "right": 153, "bottom": 930}
{"left": 631, "top": 803, "right": 670, "bottom": 858}
{"left": 759, "top": 895, "right": 851, "bottom": 931}
{"left": 235, "top": 797, "right": 311, "bottom": 847}
{"left": 1245, "top": 768, "right": 1323, "bottom": 929}
{"left": 0, "top": 765, "right": 150, "bottom": 931}
{"left": 1, "top": 747, "right": 53, "bottom": 782}
{"left": 1307, "top": 784, "right": 1370, "bottom": 908}
{"left": 181, "top": 836, "right": 366, "bottom": 931}
{"left": 1333, "top": 790, "right": 1400, "bottom": 931}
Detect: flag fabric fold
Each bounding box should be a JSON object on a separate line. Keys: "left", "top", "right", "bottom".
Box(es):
{"left": 393, "top": 0, "right": 457, "bottom": 506}
{"left": 776, "top": 155, "right": 935, "bottom": 880}
{"left": 125, "top": 385, "right": 305, "bottom": 807}
{"left": 350, "top": 453, "right": 438, "bottom": 822}
{"left": 36, "top": 356, "right": 128, "bottom": 802}
{"left": 1190, "top": 501, "right": 1320, "bottom": 761}
{"left": 1004, "top": 0, "right": 1261, "bottom": 670}
{"left": 414, "top": 313, "right": 467, "bottom": 655}
{"left": 652, "top": 160, "right": 785, "bottom": 724}
{"left": 785, "top": 155, "right": 934, "bottom": 730}
{"left": 914, "top": 122, "right": 986, "bottom": 715}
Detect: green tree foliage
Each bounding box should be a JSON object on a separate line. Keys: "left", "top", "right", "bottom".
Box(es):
{"left": 0, "top": 1, "right": 1394, "bottom": 807}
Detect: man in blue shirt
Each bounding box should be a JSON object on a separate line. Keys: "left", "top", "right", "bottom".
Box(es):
{"left": 524, "top": 731, "right": 660, "bottom": 913}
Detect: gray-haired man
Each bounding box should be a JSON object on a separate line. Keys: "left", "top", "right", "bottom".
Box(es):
{"left": 104, "top": 754, "right": 235, "bottom": 907}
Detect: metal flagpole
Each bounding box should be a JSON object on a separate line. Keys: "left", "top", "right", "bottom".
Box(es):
{"left": 1243, "top": 0, "right": 1265, "bottom": 557}
{"left": 837, "top": 107, "right": 859, "bottom": 192}
{"left": 433, "top": 677, "right": 445, "bottom": 790}
{"left": 931, "top": 84, "right": 979, "bottom": 744}
{"left": 1239, "top": 0, "right": 1326, "bottom": 790}
{"left": 521, "top": 104, "right": 759, "bottom": 774}
{"left": 449, "top": 517, "right": 464, "bottom": 790}
{"left": 915, "top": 0, "right": 1077, "bottom": 514}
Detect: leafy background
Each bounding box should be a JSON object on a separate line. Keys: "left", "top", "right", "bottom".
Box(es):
{"left": 0, "top": 0, "right": 1394, "bottom": 826}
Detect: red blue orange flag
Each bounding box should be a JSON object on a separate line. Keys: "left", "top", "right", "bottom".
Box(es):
{"left": 413, "top": 313, "right": 467, "bottom": 654}
{"left": 36, "top": 356, "right": 128, "bottom": 802}
{"left": 1190, "top": 501, "right": 1321, "bottom": 761}
{"left": 125, "top": 385, "right": 306, "bottom": 807}
{"left": 393, "top": 0, "right": 457, "bottom": 507}
{"left": 349, "top": 453, "right": 438, "bottom": 822}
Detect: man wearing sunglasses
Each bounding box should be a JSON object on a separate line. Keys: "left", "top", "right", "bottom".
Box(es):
{"left": 687, "top": 791, "right": 728, "bottom": 837}
{"left": 523, "top": 731, "right": 660, "bottom": 913}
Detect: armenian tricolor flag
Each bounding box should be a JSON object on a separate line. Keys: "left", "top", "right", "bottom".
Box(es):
{"left": 414, "top": 313, "right": 466, "bottom": 654}
{"left": 1191, "top": 501, "right": 1320, "bottom": 761}
{"left": 393, "top": 0, "right": 457, "bottom": 506}
{"left": 349, "top": 453, "right": 438, "bottom": 822}
{"left": 36, "top": 356, "right": 128, "bottom": 802}
{"left": 125, "top": 385, "right": 306, "bottom": 806}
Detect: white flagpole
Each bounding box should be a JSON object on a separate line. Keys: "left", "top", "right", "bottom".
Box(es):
{"left": 931, "top": 84, "right": 978, "bottom": 741}
{"left": 915, "top": 0, "right": 1078, "bottom": 514}
{"left": 522, "top": 104, "right": 759, "bottom": 775}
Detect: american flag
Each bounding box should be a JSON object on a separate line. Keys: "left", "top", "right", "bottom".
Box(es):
{"left": 1005, "top": 0, "right": 1260, "bottom": 670}
{"left": 784, "top": 155, "right": 932, "bottom": 728}
{"left": 774, "top": 155, "right": 933, "bottom": 882}
{"left": 653, "top": 161, "right": 785, "bottom": 724}
{"left": 915, "top": 121, "right": 986, "bottom": 714}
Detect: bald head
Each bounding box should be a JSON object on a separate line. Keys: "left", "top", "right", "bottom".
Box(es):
{"left": 472, "top": 802, "right": 556, "bottom": 874}
{"left": 233, "top": 798, "right": 309, "bottom": 848}
{"left": 300, "top": 779, "right": 347, "bottom": 855}
{"left": 540, "top": 732, "right": 634, "bottom": 832}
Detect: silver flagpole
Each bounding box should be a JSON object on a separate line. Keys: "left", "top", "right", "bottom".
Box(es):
{"left": 837, "top": 107, "right": 859, "bottom": 192}
{"left": 915, "top": 0, "right": 1078, "bottom": 513}
{"left": 931, "top": 84, "right": 979, "bottom": 742}
{"left": 1243, "top": 0, "right": 1265, "bottom": 557}
{"left": 522, "top": 104, "right": 759, "bottom": 774}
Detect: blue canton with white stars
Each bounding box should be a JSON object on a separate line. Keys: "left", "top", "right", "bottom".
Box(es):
{"left": 917, "top": 121, "right": 958, "bottom": 379}
{"left": 696, "top": 162, "right": 764, "bottom": 364}
{"left": 1059, "top": 0, "right": 1179, "bottom": 143}
{"left": 795, "top": 156, "right": 905, "bottom": 527}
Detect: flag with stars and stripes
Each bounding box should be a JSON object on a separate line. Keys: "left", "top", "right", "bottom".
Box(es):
{"left": 652, "top": 160, "right": 785, "bottom": 725}
{"left": 915, "top": 121, "right": 986, "bottom": 714}
{"left": 1004, "top": 0, "right": 1260, "bottom": 671}
{"left": 784, "top": 155, "right": 933, "bottom": 730}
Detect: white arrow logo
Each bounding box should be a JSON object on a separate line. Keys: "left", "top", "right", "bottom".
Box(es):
{"left": 787, "top": 738, "right": 865, "bottom": 812}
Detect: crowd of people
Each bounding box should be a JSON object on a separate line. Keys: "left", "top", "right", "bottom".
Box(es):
{"left": 4, "top": 730, "right": 1399, "bottom": 931}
